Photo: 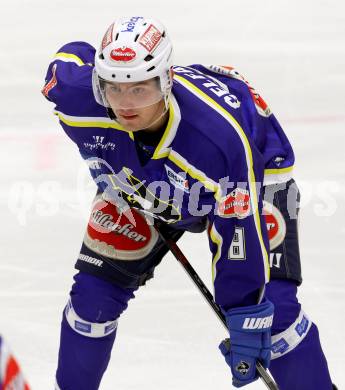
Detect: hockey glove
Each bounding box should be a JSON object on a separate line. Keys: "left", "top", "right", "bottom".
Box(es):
{"left": 219, "top": 298, "right": 274, "bottom": 388}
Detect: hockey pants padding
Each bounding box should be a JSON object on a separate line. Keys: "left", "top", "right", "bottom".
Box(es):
{"left": 56, "top": 272, "right": 136, "bottom": 390}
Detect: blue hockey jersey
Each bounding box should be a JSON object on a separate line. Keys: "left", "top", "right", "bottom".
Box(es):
{"left": 42, "top": 41, "right": 295, "bottom": 310}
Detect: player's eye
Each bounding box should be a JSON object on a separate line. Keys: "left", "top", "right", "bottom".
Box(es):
{"left": 109, "top": 86, "right": 121, "bottom": 93}
{"left": 131, "top": 86, "right": 145, "bottom": 95}
{"left": 105, "top": 84, "right": 121, "bottom": 94}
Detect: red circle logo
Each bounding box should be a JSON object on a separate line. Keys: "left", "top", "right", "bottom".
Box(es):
{"left": 84, "top": 196, "right": 158, "bottom": 260}
{"left": 263, "top": 201, "right": 286, "bottom": 250}
{"left": 265, "top": 212, "right": 279, "bottom": 241}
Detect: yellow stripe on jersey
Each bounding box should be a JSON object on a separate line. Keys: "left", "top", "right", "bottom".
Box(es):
{"left": 174, "top": 74, "right": 270, "bottom": 283}
{"left": 54, "top": 52, "right": 86, "bottom": 66}
{"left": 264, "top": 166, "right": 294, "bottom": 186}
{"left": 264, "top": 166, "right": 294, "bottom": 175}
{"left": 152, "top": 102, "right": 175, "bottom": 159}
{"left": 54, "top": 111, "right": 128, "bottom": 132}
{"left": 209, "top": 223, "right": 223, "bottom": 284}
{"left": 152, "top": 95, "right": 181, "bottom": 159}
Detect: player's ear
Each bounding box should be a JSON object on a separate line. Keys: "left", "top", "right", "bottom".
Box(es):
{"left": 169, "top": 67, "right": 174, "bottom": 81}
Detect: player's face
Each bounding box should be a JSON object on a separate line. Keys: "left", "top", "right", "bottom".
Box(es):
{"left": 104, "top": 78, "right": 167, "bottom": 132}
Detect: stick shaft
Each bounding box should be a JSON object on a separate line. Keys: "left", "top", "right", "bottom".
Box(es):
{"left": 158, "top": 231, "right": 279, "bottom": 390}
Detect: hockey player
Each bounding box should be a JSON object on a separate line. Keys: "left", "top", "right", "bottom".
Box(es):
{"left": 0, "top": 335, "right": 30, "bottom": 390}
{"left": 42, "top": 17, "right": 335, "bottom": 389}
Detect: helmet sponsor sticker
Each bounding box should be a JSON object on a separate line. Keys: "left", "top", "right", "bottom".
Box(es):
{"left": 218, "top": 188, "right": 251, "bottom": 218}
{"left": 121, "top": 16, "right": 143, "bottom": 33}
{"left": 110, "top": 47, "right": 136, "bottom": 62}
{"left": 139, "top": 24, "right": 162, "bottom": 52}
{"left": 101, "top": 23, "right": 114, "bottom": 50}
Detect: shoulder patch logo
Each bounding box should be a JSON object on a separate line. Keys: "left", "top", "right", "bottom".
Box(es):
{"left": 165, "top": 165, "right": 189, "bottom": 193}
{"left": 41, "top": 63, "right": 57, "bottom": 98}
{"left": 218, "top": 188, "right": 251, "bottom": 218}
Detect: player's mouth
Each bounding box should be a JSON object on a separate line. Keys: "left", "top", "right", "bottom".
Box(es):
{"left": 117, "top": 111, "right": 139, "bottom": 121}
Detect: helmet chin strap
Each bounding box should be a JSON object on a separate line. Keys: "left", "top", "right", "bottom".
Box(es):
{"left": 141, "top": 103, "right": 169, "bottom": 132}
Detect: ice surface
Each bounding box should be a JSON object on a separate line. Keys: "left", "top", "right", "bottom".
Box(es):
{"left": 0, "top": 1, "right": 344, "bottom": 388}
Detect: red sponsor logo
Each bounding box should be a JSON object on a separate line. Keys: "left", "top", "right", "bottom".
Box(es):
{"left": 84, "top": 197, "right": 159, "bottom": 260}
{"left": 265, "top": 211, "right": 279, "bottom": 241}
{"left": 218, "top": 188, "right": 251, "bottom": 218}
{"left": 110, "top": 47, "right": 136, "bottom": 62}
{"left": 41, "top": 63, "right": 57, "bottom": 98}
{"left": 249, "top": 87, "right": 270, "bottom": 115}
{"left": 101, "top": 23, "right": 114, "bottom": 50}
{"left": 263, "top": 201, "right": 286, "bottom": 250}
{"left": 88, "top": 208, "right": 149, "bottom": 247}
{"left": 139, "top": 24, "right": 162, "bottom": 52}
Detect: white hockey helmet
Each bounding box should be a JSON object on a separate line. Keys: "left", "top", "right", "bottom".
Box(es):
{"left": 93, "top": 16, "right": 173, "bottom": 109}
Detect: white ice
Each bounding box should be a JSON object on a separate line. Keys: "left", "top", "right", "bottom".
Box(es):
{"left": 0, "top": 1, "right": 344, "bottom": 389}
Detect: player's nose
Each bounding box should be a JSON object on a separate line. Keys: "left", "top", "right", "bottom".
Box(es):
{"left": 116, "top": 92, "right": 136, "bottom": 110}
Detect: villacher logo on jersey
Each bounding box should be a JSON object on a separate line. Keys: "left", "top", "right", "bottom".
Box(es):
{"left": 91, "top": 210, "right": 148, "bottom": 243}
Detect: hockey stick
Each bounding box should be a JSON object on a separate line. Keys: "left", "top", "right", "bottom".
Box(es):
{"left": 156, "top": 226, "right": 279, "bottom": 390}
